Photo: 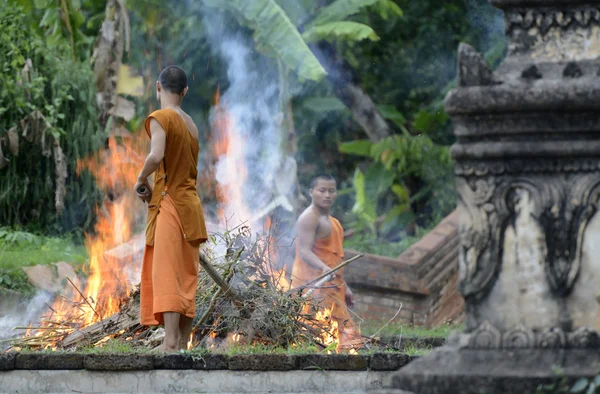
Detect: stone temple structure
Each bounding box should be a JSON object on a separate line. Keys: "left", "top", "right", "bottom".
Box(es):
{"left": 393, "top": 0, "right": 600, "bottom": 392}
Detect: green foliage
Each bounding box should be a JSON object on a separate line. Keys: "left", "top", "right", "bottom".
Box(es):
{"left": 303, "top": 21, "right": 379, "bottom": 42}
{"left": 339, "top": 132, "right": 454, "bottom": 238}
{"left": 201, "top": 0, "right": 327, "bottom": 81}
{"left": 0, "top": 1, "right": 103, "bottom": 233}
{"left": 310, "top": 0, "right": 386, "bottom": 26}
{"left": 15, "top": 0, "right": 105, "bottom": 60}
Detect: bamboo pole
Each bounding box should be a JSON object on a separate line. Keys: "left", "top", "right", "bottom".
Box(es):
{"left": 287, "top": 253, "right": 364, "bottom": 295}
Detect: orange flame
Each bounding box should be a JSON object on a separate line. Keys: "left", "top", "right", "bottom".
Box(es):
{"left": 23, "top": 131, "right": 149, "bottom": 347}
{"left": 211, "top": 88, "right": 252, "bottom": 227}
{"left": 209, "top": 89, "right": 343, "bottom": 351}
{"left": 74, "top": 133, "right": 147, "bottom": 325}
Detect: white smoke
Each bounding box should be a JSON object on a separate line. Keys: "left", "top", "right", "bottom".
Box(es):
{"left": 203, "top": 17, "right": 295, "bottom": 232}
{"left": 0, "top": 291, "right": 52, "bottom": 346}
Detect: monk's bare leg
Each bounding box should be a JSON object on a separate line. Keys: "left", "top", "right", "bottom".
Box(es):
{"left": 178, "top": 315, "right": 193, "bottom": 350}
{"left": 158, "top": 312, "right": 180, "bottom": 352}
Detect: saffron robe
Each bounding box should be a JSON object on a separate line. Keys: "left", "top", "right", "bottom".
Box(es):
{"left": 291, "top": 216, "right": 361, "bottom": 351}
{"left": 140, "top": 108, "right": 208, "bottom": 326}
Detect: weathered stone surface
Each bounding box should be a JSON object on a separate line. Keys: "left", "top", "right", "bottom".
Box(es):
{"left": 0, "top": 353, "right": 16, "bottom": 370}
{"left": 191, "top": 353, "right": 229, "bottom": 370}
{"left": 22, "top": 262, "right": 81, "bottom": 293}
{"left": 228, "top": 354, "right": 297, "bottom": 371}
{"left": 16, "top": 353, "right": 83, "bottom": 369}
{"left": 457, "top": 43, "right": 496, "bottom": 87}
{"left": 369, "top": 353, "right": 413, "bottom": 371}
{"left": 368, "top": 391, "right": 416, "bottom": 394}
{"left": 0, "top": 369, "right": 394, "bottom": 393}
{"left": 393, "top": 348, "right": 600, "bottom": 394}
{"left": 83, "top": 354, "right": 153, "bottom": 370}
{"left": 298, "top": 354, "right": 368, "bottom": 371}
{"left": 153, "top": 354, "right": 193, "bottom": 369}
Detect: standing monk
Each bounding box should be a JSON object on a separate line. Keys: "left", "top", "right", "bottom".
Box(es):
{"left": 292, "top": 174, "right": 362, "bottom": 352}
{"left": 134, "top": 65, "right": 208, "bottom": 352}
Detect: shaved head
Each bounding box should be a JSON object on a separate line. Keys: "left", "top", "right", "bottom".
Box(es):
{"left": 310, "top": 174, "right": 336, "bottom": 189}
{"left": 158, "top": 65, "right": 188, "bottom": 94}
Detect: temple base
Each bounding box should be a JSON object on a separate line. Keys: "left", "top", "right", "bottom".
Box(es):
{"left": 392, "top": 347, "right": 600, "bottom": 394}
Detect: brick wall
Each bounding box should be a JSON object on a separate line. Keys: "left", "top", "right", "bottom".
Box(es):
{"left": 344, "top": 210, "right": 464, "bottom": 328}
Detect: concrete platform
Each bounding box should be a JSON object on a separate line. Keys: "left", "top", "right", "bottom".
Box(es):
{"left": 1, "top": 369, "right": 392, "bottom": 393}
{"left": 392, "top": 347, "right": 600, "bottom": 394}
{"left": 0, "top": 352, "right": 417, "bottom": 393}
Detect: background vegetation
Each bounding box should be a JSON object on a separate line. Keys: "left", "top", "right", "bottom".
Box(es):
{"left": 0, "top": 0, "right": 506, "bottom": 292}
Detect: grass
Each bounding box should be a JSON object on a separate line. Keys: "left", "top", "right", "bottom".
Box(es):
{"left": 0, "top": 227, "right": 87, "bottom": 294}
{"left": 359, "top": 321, "right": 461, "bottom": 338}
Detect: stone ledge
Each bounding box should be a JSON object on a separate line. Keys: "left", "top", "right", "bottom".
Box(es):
{"left": 191, "top": 353, "right": 229, "bottom": 370}
{"left": 393, "top": 348, "right": 600, "bottom": 394}
{"left": 298, "top": 354, "right": 369, "bottom": 370}
{"left": 0, "top": 353, "right": 16, "bottom": 370}
{"left": 0, "top": 352, "right": 418, "bottom": 372}
{"left": 370, "top": 353, "right": 414, "bottom": 371}
{"left": 83, "top": 354, "right": 154, "bottom": 371}
{"left": 229, "top": 354, "right": 298, "bottom": 371}
{"left": 16, "top": 353, "right": 83, "bottom": 369}
{"left": 153, "top": 353, "right": 228, "bottom": 370}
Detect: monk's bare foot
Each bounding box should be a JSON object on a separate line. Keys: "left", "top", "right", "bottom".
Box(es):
{"left": 154, "top": 343, "right": 179, "bottom": 353}
{"left": 178, "top": 339, "right": 189, "bottom": 351}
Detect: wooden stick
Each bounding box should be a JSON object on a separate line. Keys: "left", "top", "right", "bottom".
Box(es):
{"left": 303, "top": 275, "right": 337, "bottom": 298}
{"left": 66, "top": 277, "right": 104, "bottom": 326}
{"left": 191, "top": 287, "right": 224, "bottom": 334}
{"left": 287, "top": 254, "right": 364, "bottom": 294}
{"left": 199, "top": 252, "right": 240, "bottom": 301}
{"left": 13, "top": 327, "right": 70, "bottom": 330}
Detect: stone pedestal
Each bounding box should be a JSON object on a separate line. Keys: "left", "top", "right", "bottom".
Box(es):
{"left": 394, "top": 0, "right": 600, "bottom": 392}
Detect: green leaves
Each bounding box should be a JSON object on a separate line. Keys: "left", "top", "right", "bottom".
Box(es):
{"left": 339, "top": 139, "right": 372, "bottom": 156}
{"left": 201, "top": 0, "right": 327, "bottom": 82}
{"left": 302, "top": 96, "right": 347, "bottom": 113}
{"left": 351, "top": 168, "right": 377, "bottom": 232}
{"left": 0, "top": 1, "right": 103, "bottom": 233}
{"left": 310, "top": 0, "right": 382, "bottom": 26}
{"left": 302, "top": 21, "right": 379, "bottom": 42}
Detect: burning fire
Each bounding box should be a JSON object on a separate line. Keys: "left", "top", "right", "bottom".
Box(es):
{"left": 19, "top": 131, "right": 148, "bottom": 348}
{"left": 75, "top": 135, "right": 147, "bottom": 325}
{"left": 211, "top": 87, "right": 252, "bottom": 227}
{"left": 209, "top": 90, "right": 342, "bottom": 351}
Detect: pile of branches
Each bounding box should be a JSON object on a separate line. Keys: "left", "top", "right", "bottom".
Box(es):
{"left": 6, "top": 223, "right": 369, "bottom": 352}
{"left": 192, "top": 223, "right": 331, "bottom": 350}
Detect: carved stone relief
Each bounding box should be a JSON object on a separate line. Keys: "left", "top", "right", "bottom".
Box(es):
{"left": 456, "top": 172, "right": 600, "bottom": 333}
{"left": 503, "top": 6, "right": 600, "bottom": 60}
{"left": 465, "top": 321, "right": 600, "bottom": 349}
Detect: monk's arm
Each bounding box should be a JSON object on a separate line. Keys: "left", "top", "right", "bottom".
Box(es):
{"left": 296, "top": 214, "right": 330, "bottom": 273}
{"left": 137, "top": 119, "right": 166, "bottom": 181}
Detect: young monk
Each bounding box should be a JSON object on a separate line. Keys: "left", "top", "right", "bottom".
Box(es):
{"left": 291, "top": 174, "right": 362, "bottom": 352}
{"left": 134, "top": 65, "right": 208, "bottom": 352}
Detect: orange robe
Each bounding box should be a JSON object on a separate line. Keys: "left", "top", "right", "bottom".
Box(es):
{"left": 291, "top": 216, "right": 361, "bottom": 351}
{"left": 140, "top": 109, "right": 208, "bottom": 326}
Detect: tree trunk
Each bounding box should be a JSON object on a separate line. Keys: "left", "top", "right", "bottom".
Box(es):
{"left": 310, "top": 41, "right": 391, "bottom": 143}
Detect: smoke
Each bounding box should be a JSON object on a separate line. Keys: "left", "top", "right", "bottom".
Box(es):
{"left": 466, "top": 0, "right": 506, "bottom": 56}
{"left": 0, "top": 291, "right": 52, "bottom": 347}
{"left": 202, "top": 14, "right": 296, "bottom": 233}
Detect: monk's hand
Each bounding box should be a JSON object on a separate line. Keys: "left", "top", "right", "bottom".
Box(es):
{"left": 134, "top": 178, "right": 152, "bottom": 203}
{"left": 345, "top": 285, "right": 354, "bottom": 308}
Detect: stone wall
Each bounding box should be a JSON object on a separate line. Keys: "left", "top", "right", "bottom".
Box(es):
{"left": 0, "top": 351, "right": 416, "bottom": 393}
{"left": 345, "top": 210, "right": 464, "bottom": 327}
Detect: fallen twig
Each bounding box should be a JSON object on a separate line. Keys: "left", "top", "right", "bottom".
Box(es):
{"left": 66, "top": 277, "right": 105, "bottom": 328}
